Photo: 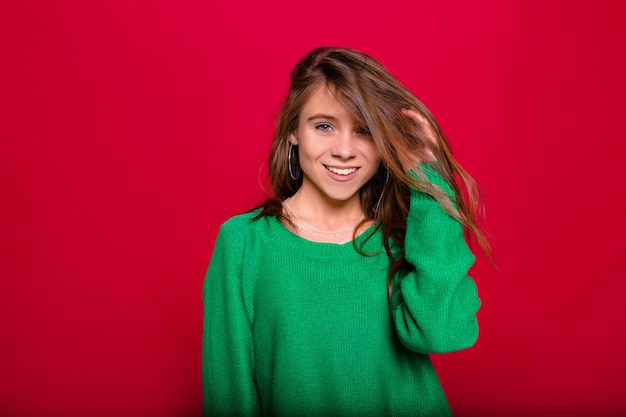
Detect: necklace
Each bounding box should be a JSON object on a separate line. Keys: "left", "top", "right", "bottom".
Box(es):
{"left": 283, "top": 199, "right": 365, "bottom": 238}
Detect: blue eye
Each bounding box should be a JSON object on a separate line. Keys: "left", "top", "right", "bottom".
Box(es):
{"left": 315, "top": 123, "right": 333, "bottom": 132}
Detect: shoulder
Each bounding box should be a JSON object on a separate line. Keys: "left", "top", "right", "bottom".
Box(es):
{"left": 221, "top": 209, "right": 261, "bottom": 230}
{"left": 217, "top": 208, "right": 268, "bottom": 247}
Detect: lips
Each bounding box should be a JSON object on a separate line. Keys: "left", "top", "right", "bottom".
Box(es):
{"left": 325, "top": 166, "right": 358, "bottom": 175}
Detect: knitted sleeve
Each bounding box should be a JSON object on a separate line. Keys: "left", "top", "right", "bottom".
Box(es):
{"left": 202, "top": 219, "right": 260, "bottom": 417}
{"left": 390, "top": 163, "right": 481, "bottom": 354}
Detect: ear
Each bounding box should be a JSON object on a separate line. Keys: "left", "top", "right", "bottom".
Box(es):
{"left": 288, "top": 132, "right": 298, "bottom": 145}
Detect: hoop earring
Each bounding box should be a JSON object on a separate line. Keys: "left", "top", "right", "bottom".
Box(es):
{"left": 288, "top": 142, "right": 301, "bottom": 180}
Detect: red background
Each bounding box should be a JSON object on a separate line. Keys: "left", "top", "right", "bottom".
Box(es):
{"left": 2, "top": 1, "right": 625, "bottom": 416}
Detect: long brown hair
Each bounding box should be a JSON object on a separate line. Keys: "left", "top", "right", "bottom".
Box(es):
{"left": 255, "top": 47, "right": 492, "bottom": 294}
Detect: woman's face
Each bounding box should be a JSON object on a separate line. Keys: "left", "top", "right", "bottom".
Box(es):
{"left": 289, "top": 84, "right": 381, "bottom": 205}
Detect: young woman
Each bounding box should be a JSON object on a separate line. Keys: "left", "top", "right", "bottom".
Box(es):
{"left": 202, "top": 47, "right": 490, "bottom": 417}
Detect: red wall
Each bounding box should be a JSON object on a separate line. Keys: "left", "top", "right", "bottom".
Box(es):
{"left": 2, "top": 1, "right": 625, "bottom": 416}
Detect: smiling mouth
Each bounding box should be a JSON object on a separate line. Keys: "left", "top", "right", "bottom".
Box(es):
{"left": 325, "top": 166, "right": 358, "bottom": 175}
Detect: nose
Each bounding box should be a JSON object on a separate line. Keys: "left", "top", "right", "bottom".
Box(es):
{"left": 331, "top": 131, "right": 357, "bottom": 159}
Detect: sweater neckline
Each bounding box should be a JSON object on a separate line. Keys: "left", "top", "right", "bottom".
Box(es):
{"left": 267, "top": 214, "right": 382, "bottom": 258}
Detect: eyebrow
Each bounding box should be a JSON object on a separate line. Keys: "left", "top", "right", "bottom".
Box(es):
{"left": 306, "top": 114, "right": 339, "bottom": 122}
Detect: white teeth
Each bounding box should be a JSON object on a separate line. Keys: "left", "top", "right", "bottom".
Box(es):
{"left": 327, "top": 166, "right": 357, "bottom": 175}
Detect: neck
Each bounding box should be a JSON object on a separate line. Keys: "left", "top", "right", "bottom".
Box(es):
{"left": 286, "top": 190, "right": 364, "bottom": 231}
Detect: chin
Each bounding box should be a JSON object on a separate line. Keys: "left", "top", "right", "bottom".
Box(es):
{"left": 323, "top": 189, "right": 361, "bottom": 202}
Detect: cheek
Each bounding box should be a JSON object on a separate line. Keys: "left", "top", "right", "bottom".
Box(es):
{"left": 298, "top": 145, "right": 318, "bottom": 165}
{"left": 364, "top": 143, "right": 381, "bottom": 165}
{"left": 362, "top": 153, "right": 381, "bottom": 181}
{"left": 367, "top": 161, "right": 381, "bottom": 180}
{"left": 365, "top": 146, "right": 382, "bottom": 180}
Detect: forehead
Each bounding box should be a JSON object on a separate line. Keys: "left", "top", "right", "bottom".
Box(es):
{"left": 300, "top": 84, "right": 353, "bottom": 120}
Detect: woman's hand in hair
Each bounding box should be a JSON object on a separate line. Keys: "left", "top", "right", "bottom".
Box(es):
{"left": 399, "top": 108, "right": 438, "bottom": 172}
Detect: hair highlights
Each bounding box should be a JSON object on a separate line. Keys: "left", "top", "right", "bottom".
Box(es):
{"left": 255, "top": 47, "right": 492, "bottom": 291}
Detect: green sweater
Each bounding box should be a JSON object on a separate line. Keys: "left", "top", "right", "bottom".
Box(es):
{"left": 202, "top": 166, "right": 480, "bottom": 417}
